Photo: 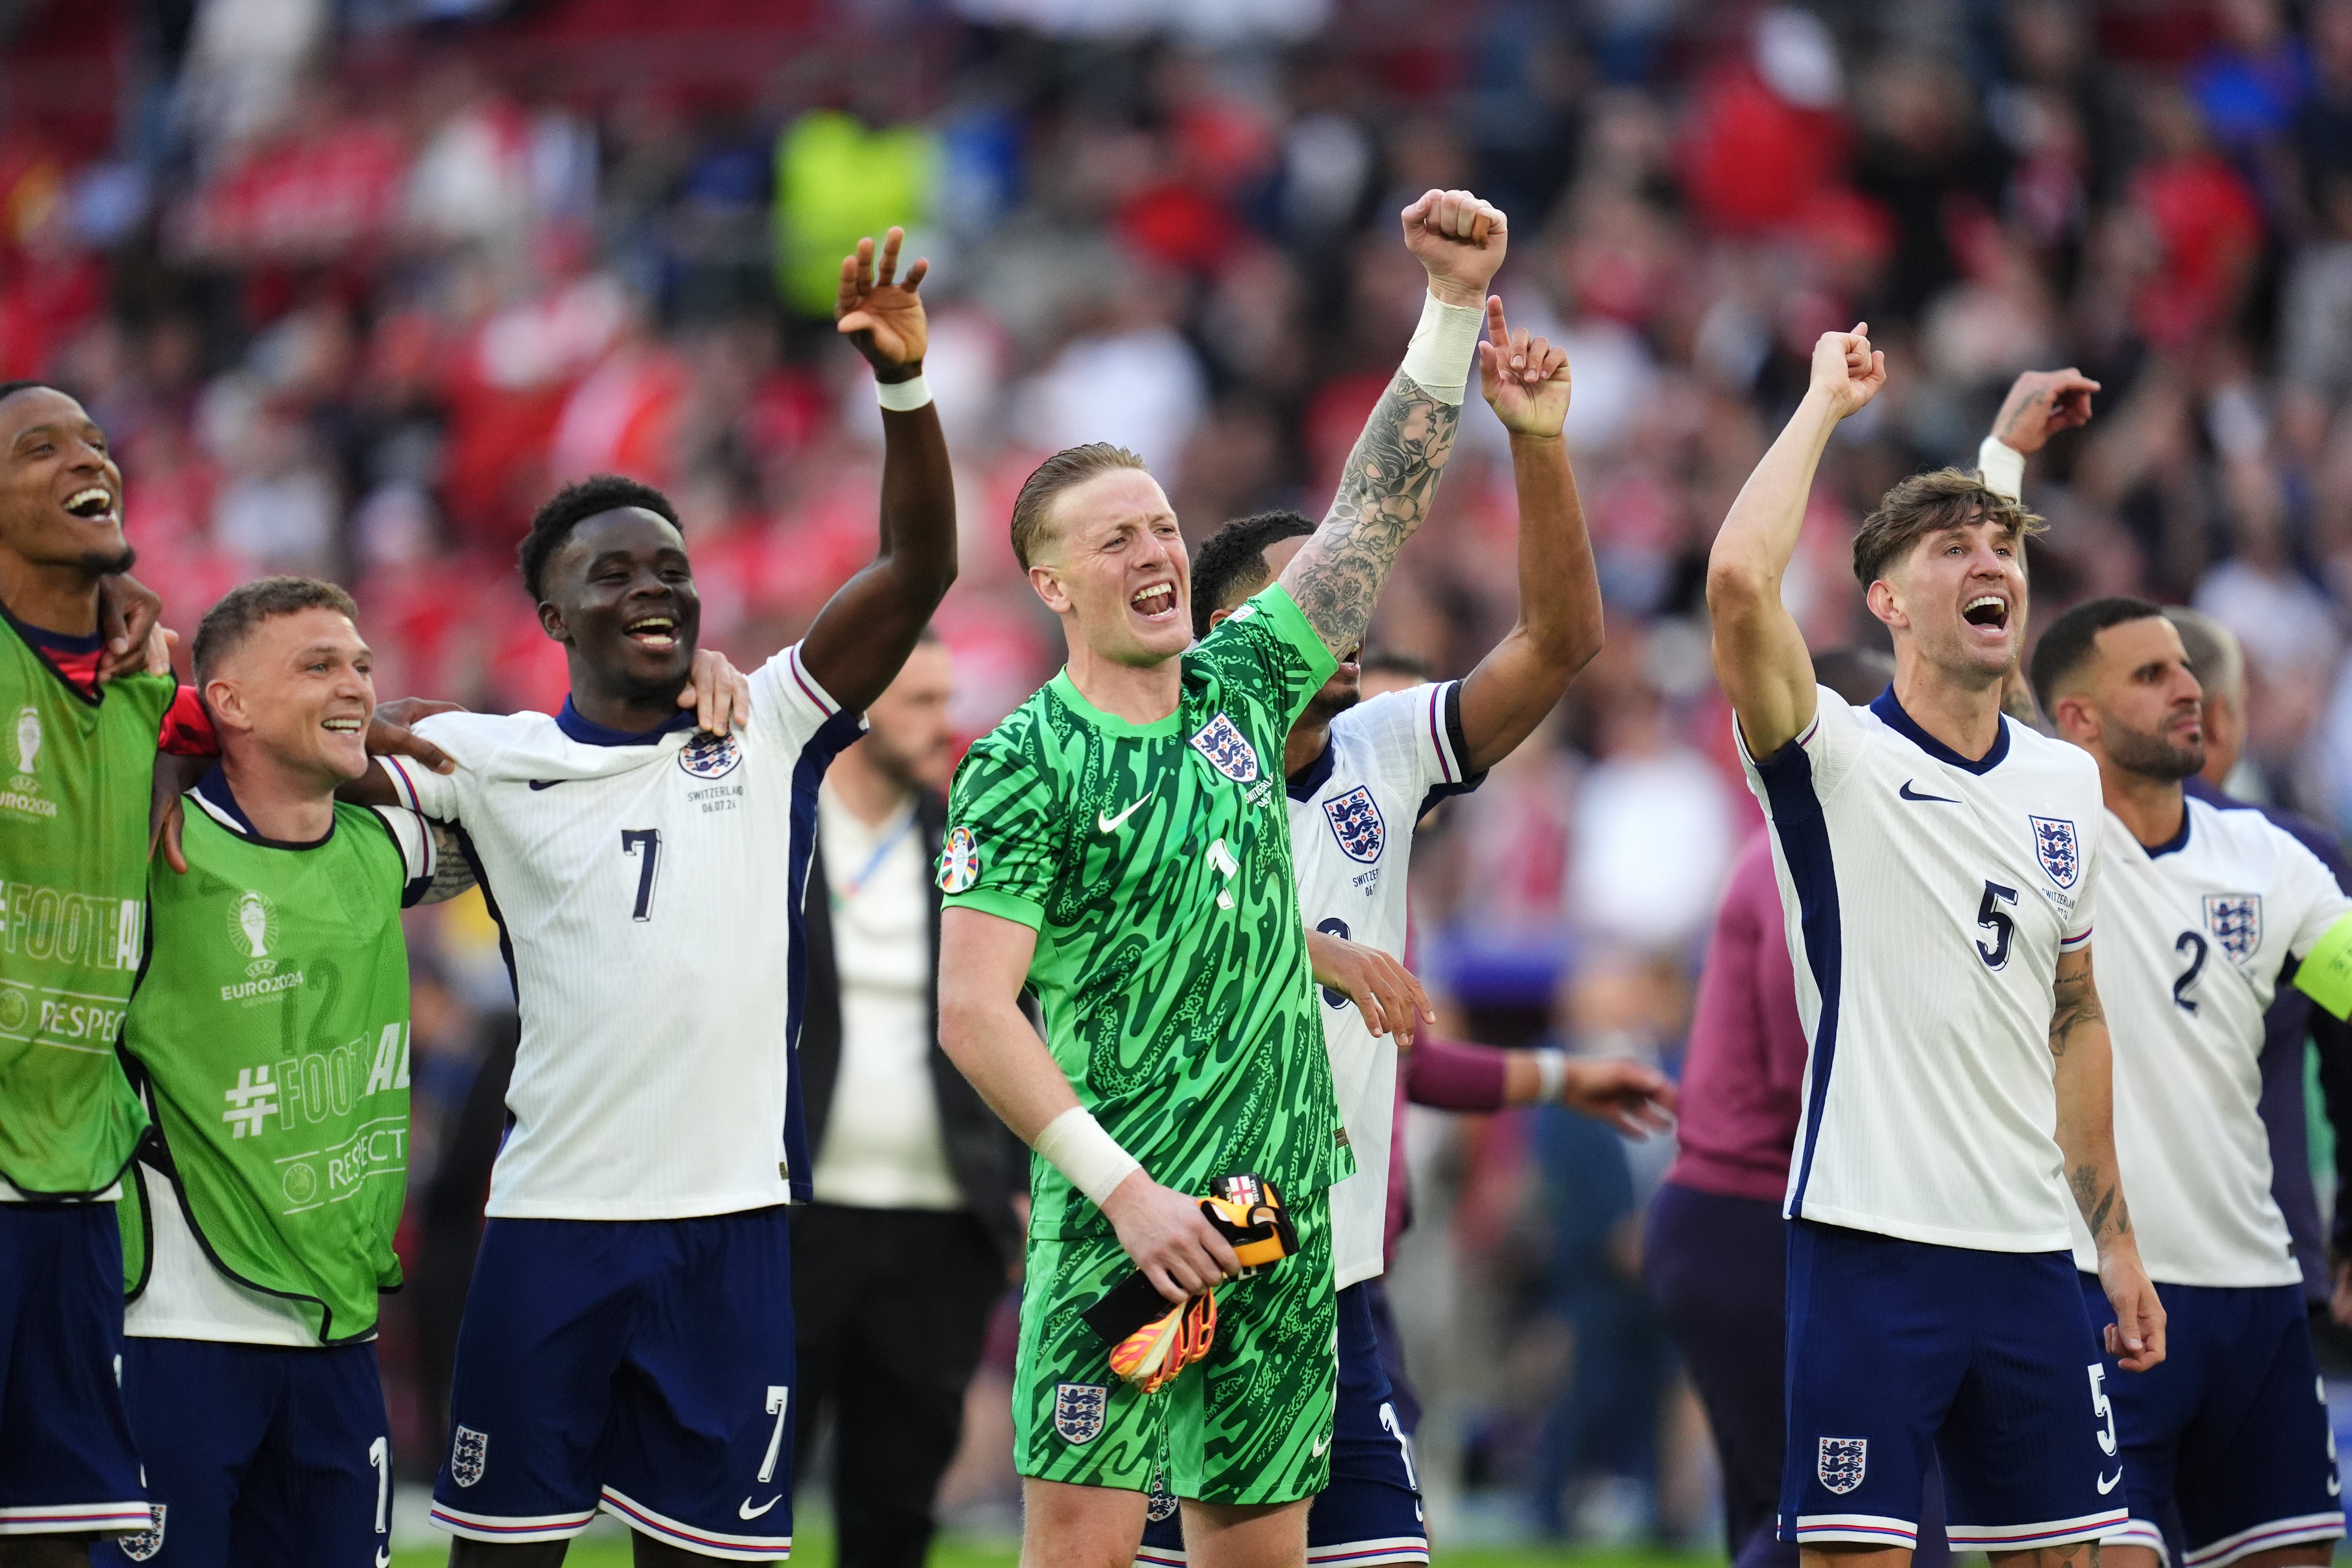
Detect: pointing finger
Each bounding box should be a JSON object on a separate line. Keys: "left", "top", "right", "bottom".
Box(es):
{"left": 1485, "top": 294, "right": 1509, "bottom": 343}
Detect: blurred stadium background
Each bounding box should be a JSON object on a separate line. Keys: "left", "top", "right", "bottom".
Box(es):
{"left": 15, "top": 0, "right": 2352, "bottom": 1555}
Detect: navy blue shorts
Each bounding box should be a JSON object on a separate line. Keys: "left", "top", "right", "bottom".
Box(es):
{"left": 2078, "top": 1274, "right": 2345, "bottom": 1567}
{"left": 431, "top": 1206, "right": 796, "bottom": 1560}
{"left": 1135, "top": 1280, "right": 1425, "bottom": 1567}
{"left": 1780, "top": 1220, "right": 2124, "bottom": 1552}
{"left": 94, "top": 1338, "right": 388, "bottom": 1567}
{"left": 0, "top": 1203, "right": 147, "bottom": 1538}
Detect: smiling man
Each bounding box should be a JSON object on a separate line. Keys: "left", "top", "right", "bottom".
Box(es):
{"left": 1705, "top": 329, "right": 2161, "bottom": 1564}
{"left": 2031, "top": 599, "right": 2351, "bottom": 1568}
{"left": 99, "top": 577, "right": 468, "bottom": 1568}
{"left": 0, "top": 379, "right": 211, "bottom": 1567}
{"left": 934, "top": 188, "right": 1506, "bottom": 1568}
{"left": 367, "top": 230, "right": 953, "bottom": 1566}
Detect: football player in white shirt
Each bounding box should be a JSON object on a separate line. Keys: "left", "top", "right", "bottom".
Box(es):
{"left": 1705, "top": 325, "right": 2163, "bottom": 1563}
{"left": 1134, "top": 299, "right": 1675, "bottom": 1568}
{"left": 2029, "top": 597, "right": 2352, "bottom": 1568}
{"left": 374, "top": 230, "right": 955, "bottom": 1565}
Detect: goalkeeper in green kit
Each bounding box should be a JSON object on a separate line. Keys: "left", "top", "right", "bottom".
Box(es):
{"left": 936, "top": 188, "right": 1508, "bottom": 1568}
{"left": 100, "top": 578, "right": 474, "bottom": 1568}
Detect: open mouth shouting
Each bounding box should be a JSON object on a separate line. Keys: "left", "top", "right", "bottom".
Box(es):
{"left": 62, "top": 486, "right": 116, "bottom": 524}
{"left": 1962, "top": 594, "right": 2011, "bottom": 635}
{"left": 624, "top": 614, "right": 681, "bottom": 652}
{"left": 1130, "top": 581, "right": 1178, "bottom": 622}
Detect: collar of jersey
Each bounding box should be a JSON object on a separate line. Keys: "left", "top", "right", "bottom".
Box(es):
{"left": 1868, "top": 685, "right": 2010, "bottom": 775}
{"left": 1048, "top": 670, "right": 1181, "bottom": 737}
{"left": 1287, "top": 736, "right": 1336, "bottom": 802}
{"left": 2137, "top": 797, "right": 2194, "bottom": 859}
{"left": 555, "top": 697, "right": 697, "bottom": 748}
{"left": 190, "top": 762, "right": 336, "bottom": 851}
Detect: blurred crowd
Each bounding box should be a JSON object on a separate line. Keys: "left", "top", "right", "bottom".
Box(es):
{"left": 11, "top": 0, "right": 2352, "bottom": 1546}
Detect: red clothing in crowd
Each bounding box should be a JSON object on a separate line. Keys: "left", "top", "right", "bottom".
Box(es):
{"left": 1664, "top": 830, "right": 1809, "bottom": 1203}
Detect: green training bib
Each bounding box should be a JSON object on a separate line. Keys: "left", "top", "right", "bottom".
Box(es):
{"left": 0, "top": 615, "right": 172, "bottom": 1196}
{"left": 120, "top": 797, "right": 413, "bottom": 1342}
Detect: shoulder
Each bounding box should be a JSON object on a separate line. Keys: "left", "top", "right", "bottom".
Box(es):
{"left": 2003, "top": 720, "right": 2101, "bottom": 790}
{"left": 414, "top": 708, "right": 546, "bottom": 759}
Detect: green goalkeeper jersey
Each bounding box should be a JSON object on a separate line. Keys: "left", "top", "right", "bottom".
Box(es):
{"left": 940, "top": 585, "right": 1348, "bottom": 1238}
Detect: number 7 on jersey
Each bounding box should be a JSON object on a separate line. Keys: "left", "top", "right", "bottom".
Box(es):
{"left": 622, "top": 829, "right": 662, "bottom": 922}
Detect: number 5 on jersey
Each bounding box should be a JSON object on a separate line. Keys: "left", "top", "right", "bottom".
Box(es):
{"left": 622, "top": 829, "right": 662, "bottom": 922}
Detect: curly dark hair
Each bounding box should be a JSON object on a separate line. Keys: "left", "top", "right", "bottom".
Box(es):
{"left": 1190, "top": 510, "right": 1316, "bottom": 639}
{"left": 517, "top": 475, "right": 682, "bottom": 601}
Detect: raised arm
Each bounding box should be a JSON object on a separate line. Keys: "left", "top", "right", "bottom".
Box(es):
{"left": 799, "top": 228, "right": 957, "bottom": 714}
{"left": 2049, "top": 945, "right": 2165, "bottom": 1372}
{"left": 1456, "top": 297, "right": 1603, "bottom": 773}
{"left": 1704, "top": 325, "right": 1885, "bottom": 759}
{"left": 1279, "top": 189, "right": 1507, "bottom": 656}
{"left": 1979, "top": 367, "right": 2100, "bottom": 724}
{"left": 938, "top": 907, "right": 1240, "bottom": 1303}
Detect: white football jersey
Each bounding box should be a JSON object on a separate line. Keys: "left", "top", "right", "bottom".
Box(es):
{"left": 1288, "top": 680, "right": 1478, "bottom": 1289}
{"left": 2067, "top": 797, "right": 2352, "bottom": 1285}
{"left": 1740, "top": 686, "right": 2105, "bottom": 1252}
{"left": 385, "top": 644, "right": 861, "bottom": 1220}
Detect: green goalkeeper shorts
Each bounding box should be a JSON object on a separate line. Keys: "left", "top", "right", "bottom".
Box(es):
{"left": 1013, "top": 1185, "right": 1336, "bottom": 1506}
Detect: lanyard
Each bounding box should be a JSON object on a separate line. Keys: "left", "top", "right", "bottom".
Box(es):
{"left": 831, "top": 809, "right": 919, "bottom": 907}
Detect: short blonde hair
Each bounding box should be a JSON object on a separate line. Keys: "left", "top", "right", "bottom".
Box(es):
{"left": 1853, "top": 468, "right": 2045, "bottom": 586}
{"left": 1009, "top": 443, "right": 1149, "bottom": 568}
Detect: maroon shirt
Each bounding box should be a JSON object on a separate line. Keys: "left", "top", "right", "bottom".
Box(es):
{"left": 1664, "top": 830, "right": 1809, "bottom": 1203}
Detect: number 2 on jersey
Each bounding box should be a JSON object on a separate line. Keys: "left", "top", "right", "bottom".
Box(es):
{"left": 2172, "top": 930, "right": 2208, "bottom": 1013}
{"left": 622, "top": 829, "right": 662, "bottom": 921}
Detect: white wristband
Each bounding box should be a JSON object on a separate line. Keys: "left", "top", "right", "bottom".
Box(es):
{"left": 1399, "top": 292, "right": 1484, "bottom": 407}
{"left": 1033, "top": 1106, "right": 1141, "bottom": 1208}
{"left": 1532, "top": 1049, "right": 1569, "bottom": 1103}
{"left": 1977, "top": 435, "right": 2025, "bottom": 503}
{"left": 877, "top": 372, "right": 933, "bottom": 412}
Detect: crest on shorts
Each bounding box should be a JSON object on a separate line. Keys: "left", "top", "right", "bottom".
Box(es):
{"left": 2205, "top": 895, "right": 2262, "bottom": 964}
{"left": 1817, "top": 1436, "right": 1867, "bottom": 1495}
{"left": 1322, "top": 785, "right": 1386, "bottom": 864}
{"left": 1054, "top": 1382, "right": 1108, "bottom": 1445}
{"left": 2031, "top": 815, "right": 2081, "bottom": 889}
{"left": 938, "top": 825, "right": 980, "bottom": 895}
{"left": 1146, "top": 1465, "right": 1179, "bottom": 1521}
{"left": 1188, "top": 714, "right": 1259, "bottom": 784}
{"left": 451, "top": 1425, "right": 490, "bottom": 1488}
{"left": 118, "top": 1505, "right": 165, "bottom": 1561}
{"left": 678, "top": 729, "right": 742, "bottom": 780}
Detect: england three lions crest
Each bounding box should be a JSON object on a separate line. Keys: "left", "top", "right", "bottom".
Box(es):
{"left": 1188, "top": 714, "right": 1259, "bottom": 783}
{"left": 2030, "top": 815, "right": 2081, "bottom": 889}
{"left": 1323, "top": 785, "right": 1386, "bottom": 864}
{"left": 1053, "top": 1382, "right": 1108, "bottom": 1445}
{"left": 2205, "top": 894, "right": 2263, "bottom": 964}
{"left": 1817, "top": 1436, "right": 1867, "bottom": 1495}
{"left": 119, "top": 1506, "right": 165, "bottom": 1562}
{"left": 450, "top": 1425, "right": 490, "bottom": 1488}
{"left": 678, "top": 729, "right": 742, "bottom": 780}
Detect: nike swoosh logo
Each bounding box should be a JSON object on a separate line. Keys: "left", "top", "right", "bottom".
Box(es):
{"left": 2098, "top": 1468, "right": 2123, "bottom": 1495}
{"left": 739, "top": 1494, "right": 783, "bottom": 1520}
{"left": 1098, "top": 794, "right": 1151, "bottom": 834}
{"left": 376, "top": 1551, "right": 391, "bottom": 1568}
{"left": 1898, "top": 780, "right": 1961, "bottom": 804}
{"left": 1312, "top": 1433, "right": 1330, "bottom": 1459}
{"left": 527, "top": 779, "right": 564, "bottom": 791}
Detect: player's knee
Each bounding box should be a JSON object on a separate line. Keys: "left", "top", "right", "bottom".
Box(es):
{"left": 1019, "top": 1478, "right": 1147, "bottom": 1568}
{"left": 1180, "top": 1496, "right": 1310, "bottom": 1568}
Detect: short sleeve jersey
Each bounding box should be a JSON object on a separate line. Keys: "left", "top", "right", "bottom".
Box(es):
{"left": 1740, "top": 685, "right": 2105, "bottom": 1252}
{"left": 1286, "top": 679, "right": 1478, "bottom": 1289}
{"left": 383, "top": 643, "right": 862, "bottom": 1220}
{"left": 2068, "top": 797, "right": 2352, "bottom": 1285}
{"left": 941, "top": 586, "right": 1344, "bottom": 1237}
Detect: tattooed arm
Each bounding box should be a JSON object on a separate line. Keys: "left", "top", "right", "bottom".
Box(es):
{"left": 1278, "top": 189, "right": 1506, "bottom": 657}
{"left": 2050, "top": 944, "right": 2166, "bottom": 1372}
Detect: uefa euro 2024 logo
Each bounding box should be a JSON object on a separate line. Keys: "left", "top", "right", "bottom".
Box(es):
{"left": 11, "top": 705, "right": 38, "bottom": 791}
{"left": 231, "top": 890, "right": 280, "bottom": 978}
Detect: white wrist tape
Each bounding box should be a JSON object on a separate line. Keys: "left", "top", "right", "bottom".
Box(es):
{"left": 1977, "top": 435, "right": 2025, "bottom": 503}
{"left": 1034, "top": 1106, "right": 1141, "bottom": 1207}
{"left": 1532, "top": 1049, "right": 1570, "bottom": 1103}
{"left": 1399, "top": 292, "right": 1484, "bottom": 407}
{"left": 877, "top": 372, "right": 933, "bottom": 412}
